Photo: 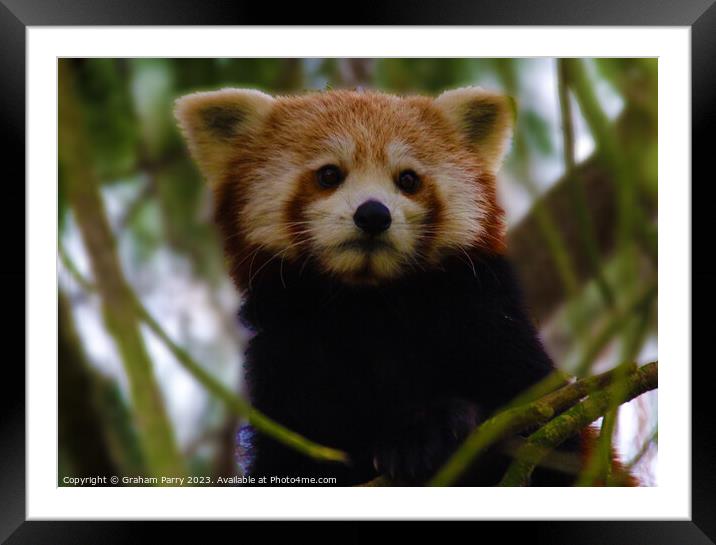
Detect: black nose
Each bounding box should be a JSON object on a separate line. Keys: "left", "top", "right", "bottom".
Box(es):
{"left": 353, "top": 200, "right": 392, "bottom": 235}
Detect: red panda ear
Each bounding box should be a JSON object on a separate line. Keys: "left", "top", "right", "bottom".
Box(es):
{"left": 434, "top": 87, "right": 516, "bottom": 174}
{"left": 174, "top": 89, "right": 275, "bottom": 185}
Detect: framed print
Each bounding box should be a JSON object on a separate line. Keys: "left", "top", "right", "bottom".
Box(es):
{"left": 3, "top": 0, "right": 715, "bottom": 542}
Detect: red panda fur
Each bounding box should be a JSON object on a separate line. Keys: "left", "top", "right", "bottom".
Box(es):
{"left": 201, "top": 90, "right": 507, "bottom": 289}
{"left": 175, "top": 87, "right": 635, "bottom": 486}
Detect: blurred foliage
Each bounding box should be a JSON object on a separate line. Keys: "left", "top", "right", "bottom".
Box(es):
{"left": 58, "top": 58, "right": 658, "bottom": 486}
{"left": 73, "top": 59, "right": 139, "bottom": 180}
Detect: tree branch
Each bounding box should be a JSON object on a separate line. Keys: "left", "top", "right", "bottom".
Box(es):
{"left": 135, "top": 300, "right": 348, "bottom": 464}
{"left": 59, "top": 59, "right": 186, "bottom": 478}
{"left": 507, "top": 108, "right": 656, "bottom": 324}
{"left": 59, "top": 290, "right": 120, "bottom": 478}
{"left": 557, "top": 59, "right": 615, "bottom": 307}
{"left": 429, "top": 361, "right": 645, "bottom": 486}
{"left": 58, "top": 242, "right": 348, "bottom": 465}
{"left": 573, "top": 280, "right": 657, "bottom": 377}
{"left": 498, "top": 361, "right": 658, "bottom": 486}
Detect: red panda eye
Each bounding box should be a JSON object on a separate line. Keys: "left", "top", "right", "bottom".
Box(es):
{"left": 316, "top": 165, "right": 344, "bottom": 189}
{"left": 396, "top": 170, "right": 421, "bottom": 194}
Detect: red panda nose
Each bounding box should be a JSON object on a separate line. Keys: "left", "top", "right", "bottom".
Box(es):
{"left": 353, "top": 200, "right": 392, "bottom": 236}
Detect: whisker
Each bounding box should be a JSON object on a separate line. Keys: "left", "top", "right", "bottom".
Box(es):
{"left": 279, "top": 252, "right": 287, "bottom": 288}
{"left": 248, "top": 243, "right": 303, "bottom": 290}
{"left": 458, "top": 245, "right": 480, "bottom": 280}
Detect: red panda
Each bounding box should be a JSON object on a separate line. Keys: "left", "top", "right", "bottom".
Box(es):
{"left": 175, "top": 87, "right": 633, "bottom": 486}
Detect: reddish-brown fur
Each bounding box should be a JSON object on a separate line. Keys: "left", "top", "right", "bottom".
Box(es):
{"left": 579, "top": 427, "right": 638, "bottom": 486}
{"left": 210, "top": 90, "right": 506, "bottom": 290}
{"left": 178, "top": 87, "right": 636, "bottom": 485}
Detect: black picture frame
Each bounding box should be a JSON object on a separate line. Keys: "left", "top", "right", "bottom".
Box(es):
{"left": 3, "top": 1, "right": 714, "bottom": 541}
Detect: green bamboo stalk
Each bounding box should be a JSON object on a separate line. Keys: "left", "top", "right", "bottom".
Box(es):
{"left": 588, "top": 294, "right": 655, "bottom": 485}
{"left": 557, "top": 59, "right": 615, "bottom": 307}
{"left": 428, "top": 361, "right": 639, "bottom": 486}
{"left": 526, "top": 201, "right": 581, "bottom": 298}
{"left": 573, "top": 280, "right": 657, "bottom": 377}
{"left": 498, "top": 362, "right": 657, "bottom": 486}
{"left": 58, "top": 244, "right": 96, "bottom": 293}
{"left": 625, "top": 429, "right": 658, "bottom": 471}
{"left": 59, "top": 290, "right": 120, "bottom": 478}
{"left": 59, "top": 59, "right": 185, "bottom": 478}
{"left": 495, "top": 60, "right": 580, "bottom": 299}
{"left": 504, "top": 369, "right": 571, "bottom": 410}
{"left": 59, "top": 242, "right": 347, "bottom": 464}
{"left": 565, "top": 59, "right": 642, "bottom": 258}
{"left": 135, "top": 301, "right": 348, "bottom": 464}
{"left": 575, "top": 404, "right": 619, "bottom": 486}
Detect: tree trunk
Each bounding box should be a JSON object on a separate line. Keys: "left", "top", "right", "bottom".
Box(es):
{"left": 507, "top": 108, "right": 656, "bottom": 324}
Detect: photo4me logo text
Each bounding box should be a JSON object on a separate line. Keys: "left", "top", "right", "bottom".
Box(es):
{"left": 61, "top": 475, "right": 338, "bottom": 486}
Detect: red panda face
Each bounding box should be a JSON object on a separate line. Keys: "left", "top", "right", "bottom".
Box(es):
{"left": 175, "top": 88, "right": 514, "bottom": 288}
